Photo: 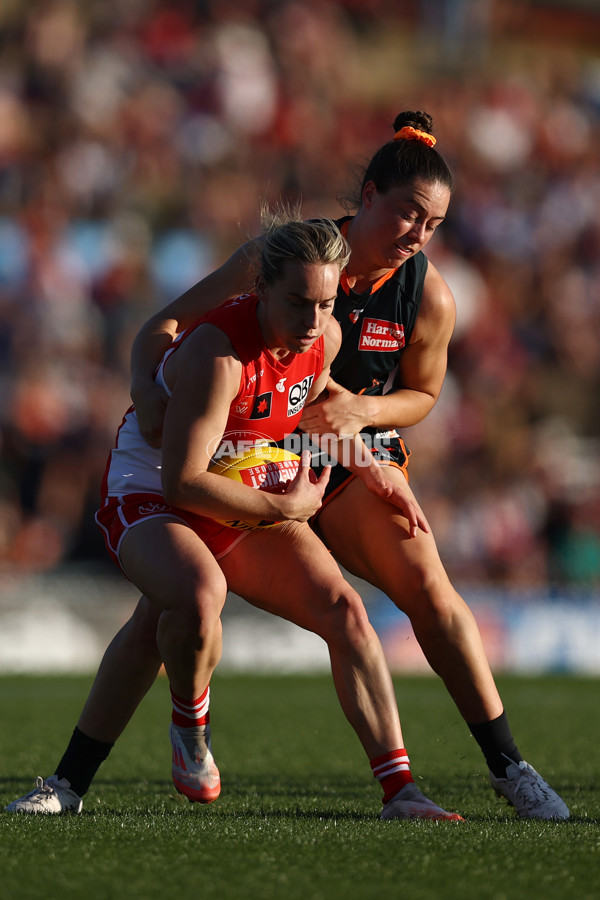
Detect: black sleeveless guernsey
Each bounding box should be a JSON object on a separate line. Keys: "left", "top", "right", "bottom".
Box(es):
{"left": 331, "top": 216, "right": 427, "bottom": 397}
{"left": 308, "top": 216, "right": 428, "bottom": 505}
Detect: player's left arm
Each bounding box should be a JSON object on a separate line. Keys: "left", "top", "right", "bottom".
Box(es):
{"left": 299, "top": 263, "right": 456, "bottom": 436}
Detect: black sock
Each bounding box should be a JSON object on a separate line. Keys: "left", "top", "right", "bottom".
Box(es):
{"left": 55, "top": 727, "right": 114, "bottom": 797}
{"left": 467, "top": 712, "right": 523, "bottom": 778}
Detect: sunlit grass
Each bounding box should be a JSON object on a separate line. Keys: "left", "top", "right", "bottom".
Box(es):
{"left": 1, "top": 674, "right": 598, "bottom": 900}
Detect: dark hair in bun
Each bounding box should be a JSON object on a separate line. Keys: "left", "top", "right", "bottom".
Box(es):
{"left": 341, "top": 110, "right": 453, "bottom": 211}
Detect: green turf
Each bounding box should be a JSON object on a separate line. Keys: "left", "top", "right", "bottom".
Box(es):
{"left": 1, "top": 674, "right": 599, "bottom": 900}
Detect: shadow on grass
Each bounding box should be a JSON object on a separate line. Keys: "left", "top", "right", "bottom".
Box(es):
{"left": 4, "top": 773, "right": 596, "bottom": 825}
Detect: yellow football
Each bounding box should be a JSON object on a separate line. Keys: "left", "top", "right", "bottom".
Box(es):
{"left": 208, "top": 444, "right": 300, "bottom": 530}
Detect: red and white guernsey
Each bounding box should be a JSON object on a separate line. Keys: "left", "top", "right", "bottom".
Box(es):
{"left": 100, "top": 294, "right": 324, "bottom": 499}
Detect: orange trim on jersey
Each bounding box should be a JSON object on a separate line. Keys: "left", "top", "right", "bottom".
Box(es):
{"left": 340, "top": 267, "right": 397, "bottom": 297}
{"left": 338, "top": 220, "right": 399, "bottom": 297}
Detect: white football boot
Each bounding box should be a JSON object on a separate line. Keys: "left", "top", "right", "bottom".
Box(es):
{"left": 170, "top": 722, "right": 221, "bottom": 803}
{"left": 380, "top": 782, "right": 464, "bottom": 821}
{"left": 5, "top": 776, "right": 83, "bottom": 814}
{"left": 489, "top": 759, "right": 569, "bottom": 819}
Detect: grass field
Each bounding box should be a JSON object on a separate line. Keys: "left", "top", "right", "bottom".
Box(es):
{"left": 1, "top": 673, "right": 599, "bottom": 900}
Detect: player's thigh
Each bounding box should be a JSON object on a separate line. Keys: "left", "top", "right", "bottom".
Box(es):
{"left": 221, "top": 521, "right": 358, "bottom": 633}
{"left": 317, "top": 470, "right": 448, "bottom": 595}
{"left": 119, "top": 518, "right": 228, "bottom": 614}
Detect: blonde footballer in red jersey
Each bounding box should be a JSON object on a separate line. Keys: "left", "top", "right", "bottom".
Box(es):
{"left": 95, "top": 291, "right": 329, "bottom": 566}
{"left": 8, "top": 213, "right": 461, "bottom": 821}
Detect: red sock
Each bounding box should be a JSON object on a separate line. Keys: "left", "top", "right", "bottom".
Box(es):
{"left": 370, "top": 749, "right": 414, "bottom": 804}
{"left": 170, "top": 685, "right": 210, "bottom": 728}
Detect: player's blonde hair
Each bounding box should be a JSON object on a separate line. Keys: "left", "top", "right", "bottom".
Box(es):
{"left": 255, "top": 202, "right": 350, "bottom": 285}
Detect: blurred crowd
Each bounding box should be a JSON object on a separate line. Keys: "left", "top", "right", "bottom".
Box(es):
{"left": 0, "top": 0, "right": 599, "bottom": 588}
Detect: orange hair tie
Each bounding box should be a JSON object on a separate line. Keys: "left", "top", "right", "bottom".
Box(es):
{"left": 393, "top": 125, "right": 437, "bottom": 148}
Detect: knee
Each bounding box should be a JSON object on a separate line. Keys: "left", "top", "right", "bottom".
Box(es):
{"left": 322, "top": 589, "right": 374, "bottom": 649}
{"left": 186, "top": 580, "right": 226, "bottom": 637}
{"left": 163, "top": 571, "right": 226, "bottom": 644}
{"left": 398, "top": 566, "right": 467, "bottom": 633}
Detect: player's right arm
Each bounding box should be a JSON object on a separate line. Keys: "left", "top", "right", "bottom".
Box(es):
{"left": 131, "top": 242, "right": 257, "bottom": 447}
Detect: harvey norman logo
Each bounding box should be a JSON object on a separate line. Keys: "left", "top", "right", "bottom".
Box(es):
{"left": 359, "top": 318, "right": 405, "bottom": 352}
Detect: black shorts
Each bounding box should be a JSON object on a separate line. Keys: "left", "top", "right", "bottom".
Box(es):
{"left": 305, "top": 429, "right": 411, "bottom": 514}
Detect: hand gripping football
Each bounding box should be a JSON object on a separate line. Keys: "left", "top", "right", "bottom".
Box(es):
{"left": 208, "top": 444, "right": 300, "bottom": 530}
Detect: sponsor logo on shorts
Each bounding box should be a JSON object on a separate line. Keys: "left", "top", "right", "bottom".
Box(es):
{"left": 358, "top": 318, "right": 405, "bottom": 351}
{"left": 138, "top": 502, "right": 172, "bottom": 515}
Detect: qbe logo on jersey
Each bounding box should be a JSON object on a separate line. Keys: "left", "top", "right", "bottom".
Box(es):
{"left": 359, "top": 318, "right": 405, "bottom": 352}
{"left": 287, "top": 374, "right": 314, "bottom": 416}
